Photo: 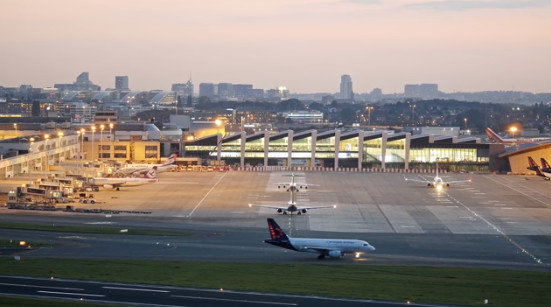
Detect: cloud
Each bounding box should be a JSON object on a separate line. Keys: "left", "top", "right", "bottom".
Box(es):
{"left": 405, "top": 0, "right": 551, "bottom": 11}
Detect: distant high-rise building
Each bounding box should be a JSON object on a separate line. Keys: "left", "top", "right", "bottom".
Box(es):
{"left": 405, "top": 83, "right": 439, "bottom": 98}
{"left": 339, "top": 75, "right": 354, "bottom": 101}
{"left": 217, "top": 83, "right": 234, "bottom": 99}
{"left": 199, "top": 83, "right": 217, "bottom": 98}
{"left": 55, "top": 72, "right": 100, "bottom": 92}
{"left": 115, "top": 76, "right": 129, "bottom": 91}
{"left": 171, "top": 78, "right": 194, "bottom": 97}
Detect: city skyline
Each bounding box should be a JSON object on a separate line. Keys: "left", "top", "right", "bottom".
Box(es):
{"left": 1, "top": 0, "right": 550, "bottom": 94}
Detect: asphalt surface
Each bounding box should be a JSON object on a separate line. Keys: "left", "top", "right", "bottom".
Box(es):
{"left": 0, "top": 275, "right": 442, "bottom": 307}
{"left": 1, "top": 170, "right": 551, "bottom": 306}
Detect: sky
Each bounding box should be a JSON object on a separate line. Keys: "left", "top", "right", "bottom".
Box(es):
{"left": 1, "top": 0, "right": 550, "bottom": 94}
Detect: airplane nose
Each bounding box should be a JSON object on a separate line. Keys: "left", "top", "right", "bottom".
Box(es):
{"left": 369, "top": 245, "right": 376, "bottom": 251}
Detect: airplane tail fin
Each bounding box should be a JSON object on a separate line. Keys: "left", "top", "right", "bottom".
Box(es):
{"left": 541, "top": 158, "right": 551, "bottom": 170}
{"left": 163, "top": 154, "right": 176, "bottom": 166}
{"left": 267, "top": 218, "right": 289, "bottom": 240}
{"left": 527, "top": 157, "right": 544, "bottom": 177}
{"left": 485, "top": 128, "right": 505, "bottom": 143}
{"left": 145, "top": 166, "right": 158, "bottom": 179}
{"left": 265, "top": 218, "right": 294, "bottom": 250}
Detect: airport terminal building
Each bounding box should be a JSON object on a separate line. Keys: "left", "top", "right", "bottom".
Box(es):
{"left": 182, "top": 129, "right": 506, "bottom": 172}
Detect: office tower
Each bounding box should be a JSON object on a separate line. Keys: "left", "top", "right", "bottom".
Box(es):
{"left": 115, "top": 76, "right": 130, "bottom": 91}
{"left": 340, "top": 75, "right": 354, "bottom": 101}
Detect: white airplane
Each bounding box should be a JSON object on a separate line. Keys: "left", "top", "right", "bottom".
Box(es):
{"left": 249, "top": 181, "right": 335, "bottom": 215}
{"left": 116, "top": 154, "right": 177, "bottom": 176}
{"left": 276, "top": 173, "right": 317, "bottom": 192}
{"left": 404, "top": 163, "right": 471, "bottom": 191}
{"left": 264, "top": 218, "right": 375, "bottom": 259}
{"left": 89, "top": 166, "right": 158, "bottom": 190}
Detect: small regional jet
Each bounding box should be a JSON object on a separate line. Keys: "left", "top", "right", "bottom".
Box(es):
{"left": 249, "top": 182, "right": 335, "bottom": 215}
{"left": 527, "top": 156, "right": 551, "bottom": 180}
{"left": 404, "top": 162, "right": 471, "bottom": 191}
{"left": 276, "top": 173, "right": 317, "bottom": 192}
{"left": 89, "top": 166, "right": 158, "bottom": 190}
{"left": 264, "top": 218, "right": 375, "bottom": 259}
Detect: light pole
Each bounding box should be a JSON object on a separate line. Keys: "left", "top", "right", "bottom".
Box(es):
{"left": 91, "top": 126, "right": 96, "bottom": 162}
{"left": 76, "top": 130, "right": 81, "bottom": 167}
{"left": 411, "top": 104, "right": 416, "bottom": 125}
{"left": 100, "top": 124, "right": 105, "bottom": 162}
{"left": 44, "top": 134, "right": 50, "bottom": 170}
{"left": 109, "top": 123, "right": 114, "bottom": 160}
{"left": 80, "top": 128, "right": 85, "bottom": 164}
{"left": 29, "top": 137, "right": 35, "bottom": 181}
{"left": 57, "top": 131, "right": 64, "bottom": 165}
{"left": 464, "top": 118, "right": 468, "bottom": 130}
{"left": 510, "top": 126, "right": 518, "bottom": 138}
{"left": 367, "top": 106, "right": 373, "bottom": 127}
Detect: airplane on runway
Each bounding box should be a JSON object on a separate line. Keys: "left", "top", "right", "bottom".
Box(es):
{"left": 276, "top": 173, "right": 317, "bottom": 192}
{"left": 527, "top": 157, "right": 551, "bottom": 180}
{"left": 264, "top": 218, "right": 375, "bottom": 259}
{"left": 249, "top": 182, "right": 335, "bottom": 215}
{"left": 89, "top": 166, "right": 159, "bottom": 190}
{"left": 404, "top": 162, "right": 471, "bottom": 191}
{"left": 115, "top": 154, "right": 177, "bottom": 176}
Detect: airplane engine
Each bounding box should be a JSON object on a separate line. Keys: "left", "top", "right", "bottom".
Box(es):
{"left": 104, "top": 184, "right": 114, "bottom": 189}
{"left": 328, "top": 250, "right": 343, "bottom": 258}
{"left": 446, "top": 183, "right": 450, "bottom": 187}
{"left": 277, "top": 208, "right": 283, "bottom": 213}
{"left": 301, "top": 209, "right": 307, "bottom": 214}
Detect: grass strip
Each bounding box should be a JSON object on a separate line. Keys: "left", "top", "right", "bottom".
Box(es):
{"left": 1, "top": 258, "right": 550, "bottom": 307}
{"left": 0, "top": 222, "right": 189, "bottom": 236}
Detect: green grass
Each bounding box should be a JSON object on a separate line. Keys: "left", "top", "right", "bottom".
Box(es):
{"left": 1, "top": 258, "right": 550, "bottom": 307}
{"left": 0, "top": 222, "right": 189, "bottom": 236}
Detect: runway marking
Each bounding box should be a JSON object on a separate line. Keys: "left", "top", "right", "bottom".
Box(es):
{"left": 103, "top": 286, "right": 170, "bottom": 293}
{"left": 187, "top": 172, "right": 228, "bottom": 218}
{"left": 0, "top": 282, "right": 83, "bottom": 291}
{"left": 37, "top": 290, "right": 105, "bottom": 297}
{"left": 484, "top": 175, "right": 551, "bottom": 208}
{"left": 445, "top": 192, "right": 543, "bottom": 265}
{"left": 171, "top": 294, "right": 297, "bottom": 305}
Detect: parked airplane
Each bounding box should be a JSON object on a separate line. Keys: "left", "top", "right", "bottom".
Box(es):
{"left": 485, "top": 127, "right": 547, "bottom": 145}
{"left": 89, "top": 166, "right": 158, "bottom": 190}
{"left": 116, "top": 154, "right": 177, "bottom": 176}
{"left": 540, "top": 158, "right": 551, "bottom": 172}
{"left": 276, "top": 173, "right": 316, "bottom": 192}
{"left": 264, "top": 218, "right": 375, "bottom": 259}
{"left": 404, "top": 163, "right": 471, "bottom": 191}
{"left": 249, "top": 182, "right": 335, "bottom": 215}
{"left": 527, "top": 157, "right": 551, "bottom": 180}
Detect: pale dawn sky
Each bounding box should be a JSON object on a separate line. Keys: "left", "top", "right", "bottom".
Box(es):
{"left": 1, "top": 0, "right": 550, "bottom": 94}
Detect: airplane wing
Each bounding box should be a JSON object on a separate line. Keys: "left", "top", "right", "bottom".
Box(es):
{"left": 403, "top": 175, "right": 430, "bottom": 184}
{"left": 445, "top": 179, "right": 472, "bottom": 185}
{"left": 248, "top": 204, "right": 336, "bottom": 210}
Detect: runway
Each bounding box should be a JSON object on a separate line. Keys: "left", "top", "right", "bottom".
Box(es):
{"left": 0, "top": 275, "right": 421, "bottom": 307}
{"left": 1, "top": 171, "right": 551, "bottom": 270}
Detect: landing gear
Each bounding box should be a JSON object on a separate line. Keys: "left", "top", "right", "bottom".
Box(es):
{"left": 317, "top": 254, "right": 325, "bottom": 260}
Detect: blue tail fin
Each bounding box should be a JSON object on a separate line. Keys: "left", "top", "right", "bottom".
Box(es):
{"left": 265, "top": 218, "right": 295, "bottom": 250}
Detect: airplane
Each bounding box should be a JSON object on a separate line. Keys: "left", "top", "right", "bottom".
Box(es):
{"left": 404, "top": 162, "right": 471, "bottom": 191}
{"left": 264, "top": 218, "right": 375, "bottom": 259}
{"left": 485, "top": 127, "right": 547, "bottom": 145}
{"left": 249, "top": 182, "right": 336, "bottom": 215}
{"left": 115, "top": 154, "right": 177, "bottom": 176}
{"left": 89, "top": 166, "right": 159, "bottom": 190}
{"left": 527, "top": 157, "right": 551, "bottom": 180}
{"left": 276, "top": 173, "right": 317, "bottom": 192}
